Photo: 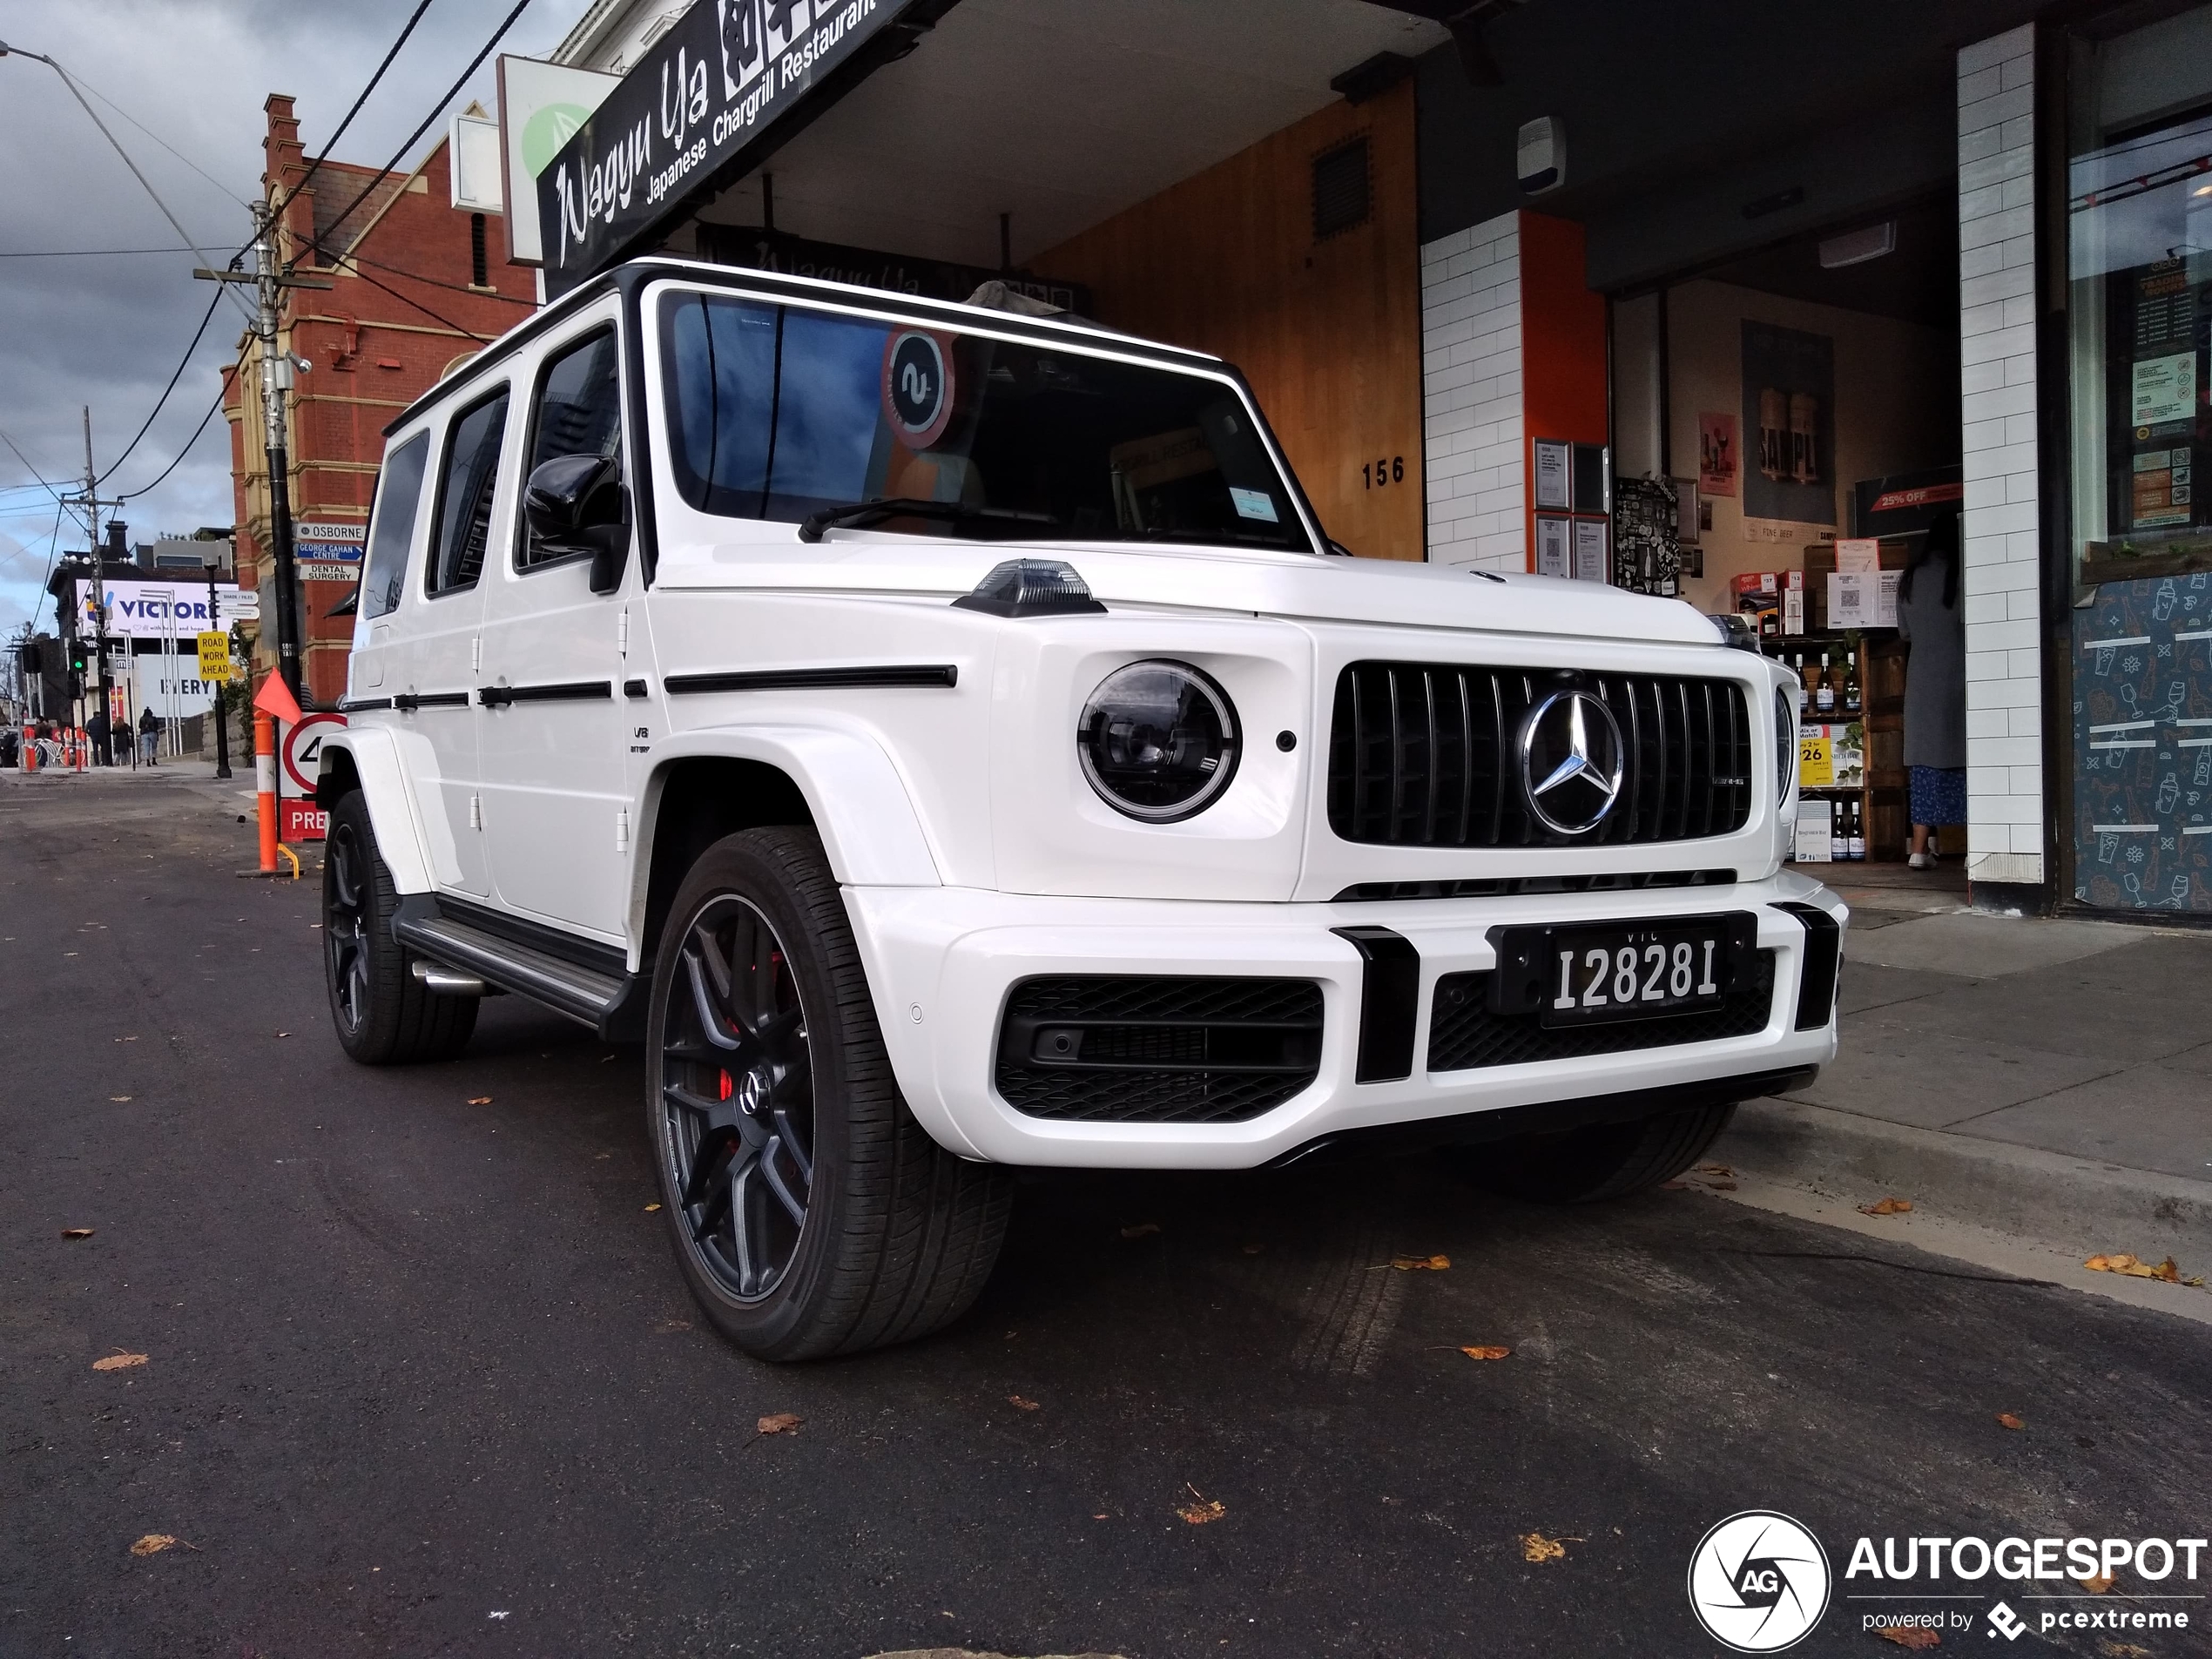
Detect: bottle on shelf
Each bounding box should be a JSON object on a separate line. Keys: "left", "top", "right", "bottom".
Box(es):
{"left": 1847, "top": 798, "right": 1865, "bottom": 860}
{"left": 1791, "top": 651, "right": 1809, "bottom": 715}
{"left": 1831, "top": 797, "right": 1849, "bottom": 862}
{"left": 1843, "top": 648, "right": 1862, "bottom": 718}
{"left": 1814, "top": 651, "right": 1837, "bottom": 716}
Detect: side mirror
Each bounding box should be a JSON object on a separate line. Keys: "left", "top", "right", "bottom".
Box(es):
{"left": 524, "top": 454, "right": 630, "bottom": 594}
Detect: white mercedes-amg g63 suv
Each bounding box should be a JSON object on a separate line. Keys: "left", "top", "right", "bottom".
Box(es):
{"left": 317, "top": 258, "right": 1842, "bottom": 1360}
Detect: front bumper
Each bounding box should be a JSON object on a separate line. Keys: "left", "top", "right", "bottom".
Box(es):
{"left": 846, "top": 871, "right": 1844, "bottom": 1169}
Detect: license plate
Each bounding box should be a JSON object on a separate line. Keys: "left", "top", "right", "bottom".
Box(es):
{"left": 1487, "top": 914, "right": 1760, "bottom": 1028}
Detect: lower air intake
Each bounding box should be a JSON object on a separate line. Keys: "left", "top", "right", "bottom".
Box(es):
{"left": 995, "top": 975, "right": 1325, "bottom": 1125}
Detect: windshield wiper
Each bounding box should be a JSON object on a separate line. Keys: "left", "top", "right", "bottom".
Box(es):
{"left": 796, "top": 498, "right": 1060, "bottom": 543}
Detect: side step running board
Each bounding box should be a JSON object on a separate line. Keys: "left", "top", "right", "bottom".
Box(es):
{"left": 394, "top": 912, "right": 646, "bottom": 1040}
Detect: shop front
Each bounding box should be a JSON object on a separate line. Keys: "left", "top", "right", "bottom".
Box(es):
{"left": 2060, "top": 2, "right": 2212, "bottom": 914}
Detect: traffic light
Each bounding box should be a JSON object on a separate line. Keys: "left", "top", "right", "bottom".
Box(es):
{"left": 18, "top": 640, "right": 42, "bottom": 674}
{"left": 67, "top": 637, "right": 89, "bottom": 676}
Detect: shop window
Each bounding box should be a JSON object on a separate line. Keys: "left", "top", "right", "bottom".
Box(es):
{"left": 1312, "top": 138, "right": 1372, "bottom": 242}
{"left": 2064, "top": 5, "right": 2212, "bottom": 913}
{"left": 2066, "top": 19, "right": 2212, "bottom": 579}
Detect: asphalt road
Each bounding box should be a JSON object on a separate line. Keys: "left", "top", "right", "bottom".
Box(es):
{"left": 4, "top": 768, "right": 2209, "bottom": 1659}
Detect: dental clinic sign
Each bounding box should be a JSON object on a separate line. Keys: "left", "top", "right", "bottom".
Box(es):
{"left": 537, "top": 0, "right": 927, "bottom": 298}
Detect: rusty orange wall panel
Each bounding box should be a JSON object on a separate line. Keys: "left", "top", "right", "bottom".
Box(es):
{"left": 1035, "top": 82, "right": 1425, "bottom": 560}
{"left": 1517, "top": 211, "right": 1608, "bottom": 568}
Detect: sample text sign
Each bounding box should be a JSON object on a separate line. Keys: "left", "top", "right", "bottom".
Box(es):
{"left": 537, "top": 0, "right": 924, "bottom": 297}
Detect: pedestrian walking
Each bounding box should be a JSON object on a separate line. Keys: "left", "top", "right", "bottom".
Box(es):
{"left": 86, "top": 707, "right": 109, "bottom": 767}
{"left": 138, "top": 705, "right": 160, "bottom": 766}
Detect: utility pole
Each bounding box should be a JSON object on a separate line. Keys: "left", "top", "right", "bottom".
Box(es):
{"left": 197, "top": 203, "right": 331, "bottom": 702}
{"left": 206, "top": 560, "right": 231, "bottom": 779}
{"left": 81, "top": 407, "right": 113, "bottom": 761}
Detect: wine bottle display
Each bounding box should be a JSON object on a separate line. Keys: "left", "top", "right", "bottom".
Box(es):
{"left": 1815, "top": 652, "right": 1836, "bottom": 715}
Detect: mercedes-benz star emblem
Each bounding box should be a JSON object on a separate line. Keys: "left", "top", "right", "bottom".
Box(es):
{"left": 1519, "top": 690, "right": 1627, "bottom": 835}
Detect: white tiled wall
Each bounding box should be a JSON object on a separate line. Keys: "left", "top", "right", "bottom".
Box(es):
{"left": 1958, "top": 24, "right": 2045, "bottom": 887}
{"left": 1421, "top": 212, "right": 1526, "bottom": 570}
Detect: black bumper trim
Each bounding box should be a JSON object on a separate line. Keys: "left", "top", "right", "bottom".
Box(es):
{"left": 1774, "top": 901, "right": 1841, "bottom": 1030}
{"left": 1264, "top": 1065, "right": 1819, "bottom": 1169}
{"left": 1331, "top": 925, "right": 1420, "bottom": 1083}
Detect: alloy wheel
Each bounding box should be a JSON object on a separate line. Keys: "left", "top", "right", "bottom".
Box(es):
{"left": 326, "top": 823, "right": 371, "bottom": 1033}
{"left": 658, "top": 894, "right": 816, "bottom": 1301}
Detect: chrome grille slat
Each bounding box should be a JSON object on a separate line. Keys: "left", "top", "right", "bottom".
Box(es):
{"left": 1327, "top": 660, "right": 1753, "bottom": 849}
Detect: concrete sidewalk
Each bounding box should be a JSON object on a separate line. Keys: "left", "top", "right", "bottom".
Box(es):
{"left": 1713, "top": 891, "right": 2212, "bottom": 1318}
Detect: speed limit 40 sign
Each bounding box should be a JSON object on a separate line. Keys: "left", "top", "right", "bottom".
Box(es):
{"left": 279, "top": 712, "right": 347, "bottom": 840}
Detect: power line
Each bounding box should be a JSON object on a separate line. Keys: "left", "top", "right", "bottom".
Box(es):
{"left": 65, "top": 65, "right": 246, "bottom": 202}
{"left": 0, "top": 429, "right": 66, "bottom": 505}
{"left": 3, "top": 48, "right": 257, "bottom": 328}
{"left": 115, "top": 390, "right": 226, "bottom": 502}
{"left": 97, "top": 287, "right": 225, "bottom": 485}
{"left": 302, "top": 0, "right": 536, "bottom": 273}
{"left": 0, "top": 246, "right": 209, "bottom": 259}
{"left": 265, "top": 0, "right": 441, "bottom": 231}
{"left": 339, "top": 260, "right": 495, "bottom": 341}
{"left": 345, "top": 248, "right": 535, "bottom": 307}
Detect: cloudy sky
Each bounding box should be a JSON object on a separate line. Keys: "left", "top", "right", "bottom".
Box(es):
{"left": 0, "top": 0, "right": 597, "bottom": 639}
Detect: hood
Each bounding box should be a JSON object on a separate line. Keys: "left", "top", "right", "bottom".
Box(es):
{"left": 657, "top": 534, "right": 1724, "bottom": 647}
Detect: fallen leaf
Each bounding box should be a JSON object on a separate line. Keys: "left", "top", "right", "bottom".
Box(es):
{"left": 756, "top": 1413, "right": 802, "bottom": 1435}
{"left": 1858, "top": 1197, "right": 1914, "bottom": 1216}
{"left": 1704, "top": 1179, "right": 1739, "bottom": 1191}
{"left": 61, "top": 1228, "right": 95, "bottom": 1240}
{"left": 1876, "top": 1629, "right": 1939, "bottom": 1649}
{"left": 644, "top": 1203, "right": 662, "bottom": 1212}
{"left": 1699, "top": 1163, "right": 1734, "bottom": 1177}
{"left": 1996, "top": 1412, "right": 2025, "bottom": 1431}
{"left": 652, "top": 1319, "right": 691, "bottom": 1333}
{"left": 1119, "top": 1222, "right": 1161, "bottom": 1238}
{"left": 467, "top": 1096, "right": 492, "bottom": 1105}
{"left": 2080, "top": 1573, "right": 2115, "bottom": 1594}
{"left": 2086, "top": 1253, "right": 2182, "bottom": 1282}
{"left": 1177, "top": 1499, "right": 1226, "bottom": 1525}
{"left": 1391, "top": 1254, "right": 1451, "bottom": 1271}
{"left": 92, "top": 1352, "right": 149, "bottom": 1372}
{"left": 130, "top": 1534, "right": 178, "bottom": 1556}
{"left": 274, "top": 1032, "right": 288, "bottom": 1039}
{"left": 1460, "top": 1345, "right": 1512, "bottom": 1361}
{"left": 1008, "top": 1394, "right": 1041, "bottom": 1411}
{"left": 2101, "top": 1642, "right": 2152, "bottom": 1657}
{"left": 1521, "top": 1531, "right": 1573, "bottom": 1563}
{"left": 109, "top": 1096, "right": 132, "bottom": 1103}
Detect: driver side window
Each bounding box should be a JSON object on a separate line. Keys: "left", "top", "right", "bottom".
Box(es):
{"left": 518, "top": 327, "right": 623, "bottom": 571}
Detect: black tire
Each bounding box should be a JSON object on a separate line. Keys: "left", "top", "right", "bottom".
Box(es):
{"left": 645, "top": 826, "right": 1011, "bottom": 1362}
{"left": 1459, "top": 1101, "right": 1738, "bottom": 1204}
{"left": 323, "top": 790, "right": 479, "bottom": 1064}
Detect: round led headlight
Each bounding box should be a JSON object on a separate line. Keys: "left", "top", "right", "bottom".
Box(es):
{"left": 1774, "top": 685, "right": 1797, "bottom": 805}
{"left": 1077, "top": 660, "right": 1240, "bottom": 822}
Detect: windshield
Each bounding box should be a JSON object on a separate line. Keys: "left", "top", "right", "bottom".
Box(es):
{"left": 658, "top": 289, "right": 1313, "bottom": 551}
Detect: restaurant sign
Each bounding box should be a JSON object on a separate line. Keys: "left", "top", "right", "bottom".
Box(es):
{"left": 538, "top": 0, "right": 927, "bottom": 298}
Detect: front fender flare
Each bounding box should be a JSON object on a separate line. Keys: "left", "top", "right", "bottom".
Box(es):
{"left": 640, "top": 725, "right": 942, "bottom": 888}
{"left": 317, "top": 727, "right": 437, "bottom": 894}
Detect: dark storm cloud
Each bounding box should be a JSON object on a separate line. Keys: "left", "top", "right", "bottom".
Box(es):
{"left": 0, "top": 0, "right": 592, "bottom": 633}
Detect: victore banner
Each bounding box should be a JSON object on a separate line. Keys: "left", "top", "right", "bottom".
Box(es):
{"left": 537, "top": 0, "right": 934, "bottom": 298}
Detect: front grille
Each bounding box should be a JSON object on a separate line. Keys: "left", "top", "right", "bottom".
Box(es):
{"left": 1327, "top": 662, "right": 1754, "bottom": 848}
{"left": 995, "top": 975, "right": 1324, "bottom": 1125}
{"left": 1426, "top": 950, "right": 1777, "bottom": 1071}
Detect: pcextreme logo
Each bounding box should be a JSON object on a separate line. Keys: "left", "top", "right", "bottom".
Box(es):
{"left": 1687, "top": 1511, "right": 1832, "bottom": 1652}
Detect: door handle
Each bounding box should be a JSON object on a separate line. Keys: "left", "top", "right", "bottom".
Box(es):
{"left": 479, "top": 685, "right": 514, "bottom": 709}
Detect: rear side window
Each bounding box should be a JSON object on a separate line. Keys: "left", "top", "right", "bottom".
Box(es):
{"left": 518, "top": 327, "right": 623, "bottom": 571}
{"left": 361, "top": 432, "right": 429, "bottom": 619}
{"left": 428, "top": 387, "right": 510, "bottom": 595}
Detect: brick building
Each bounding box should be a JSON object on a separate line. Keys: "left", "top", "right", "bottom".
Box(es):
{"left": 222, "top": 95, "right": 536, "bottom": 705}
